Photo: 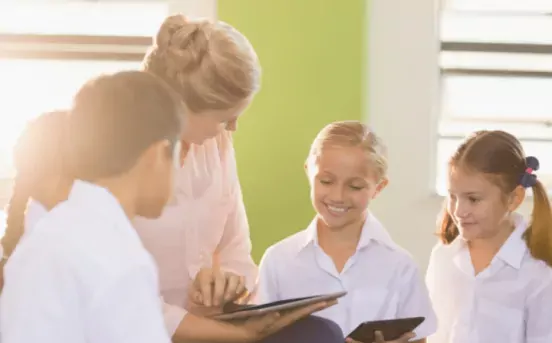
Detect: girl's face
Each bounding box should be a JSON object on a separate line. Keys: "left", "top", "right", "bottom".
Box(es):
{"left": 446, "top": 167, "right": 524, "bottom": 242}
{"left": 307, "top": 146, "right": 387, "bottom": 231}
{"left": 181, "top": 98, "right": 251, "bottom": 144}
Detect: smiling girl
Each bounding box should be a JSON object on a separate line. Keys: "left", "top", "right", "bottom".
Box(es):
{"left": 256, "top": 121, "right": 437, "bottom": 343}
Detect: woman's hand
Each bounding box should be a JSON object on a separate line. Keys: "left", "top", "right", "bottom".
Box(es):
{"left": 172, "top": 300, "right": 337, "bottom": 343}
{"left": 235, "top": 300, "right": 337, "bottom": 342}
{"left": 191, "top": 267, "right": 248, "bottom": 307}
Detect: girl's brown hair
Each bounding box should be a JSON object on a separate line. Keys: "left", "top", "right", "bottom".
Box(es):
{"left": 438, "top": 130, "right": 552, "bottom": 266}
{"left": 0, "top": 111, "right": 68, "bottom": 290}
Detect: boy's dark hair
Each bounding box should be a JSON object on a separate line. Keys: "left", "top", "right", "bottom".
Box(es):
{"left": 68, "top": 70, "right": 183, "bottom": 181}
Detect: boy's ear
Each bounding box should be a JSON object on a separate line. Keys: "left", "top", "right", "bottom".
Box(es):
{"left": 139, "top": 140, "right": 170, "bottom": 168}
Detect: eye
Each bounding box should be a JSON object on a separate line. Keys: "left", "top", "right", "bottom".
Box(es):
{"left": 319, "top": 179, "right": 332, "bottom": 185}
{"left": 469, "top": 197, "right": 480, "bottom": 203}
{"left": 349, "top": 185, "right": 364, "bottom": 191}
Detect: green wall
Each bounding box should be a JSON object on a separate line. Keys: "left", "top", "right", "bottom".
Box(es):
{"left": 218, "top": 0, "right": 367, "bottom": 261}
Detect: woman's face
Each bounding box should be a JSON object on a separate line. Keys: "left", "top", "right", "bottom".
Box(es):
{"left": 181, "top": 98, "right": 252, "bottom": 144}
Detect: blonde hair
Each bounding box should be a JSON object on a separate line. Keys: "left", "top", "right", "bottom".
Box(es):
{"left": 142, "top": 14, "right": 261, "bottom": 113}
{"left": 307, "top": 121, "right": 388, "bottom": 181}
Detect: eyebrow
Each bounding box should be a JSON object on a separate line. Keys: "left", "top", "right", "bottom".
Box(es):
{"left": 448, "top": 190, "right": 482, "bottom": 196}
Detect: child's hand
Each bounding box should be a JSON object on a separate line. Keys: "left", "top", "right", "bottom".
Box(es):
{"left": 345, "top": 330, "right": 415, "bottom": 343}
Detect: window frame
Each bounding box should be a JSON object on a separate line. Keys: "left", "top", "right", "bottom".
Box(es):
{"left": 436, "top": 5, "right": 552, "bottom": 196}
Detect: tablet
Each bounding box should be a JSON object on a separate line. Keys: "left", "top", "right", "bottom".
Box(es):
{"left": 347, "top": 317, "right": 425, "bottom": 342}
{"left": 209, "top": 291, "right": 347, "bottom": 320}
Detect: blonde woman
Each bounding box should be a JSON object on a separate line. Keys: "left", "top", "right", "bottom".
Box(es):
{"left": 137, "top": 15, "right": 344, "bottom": 342}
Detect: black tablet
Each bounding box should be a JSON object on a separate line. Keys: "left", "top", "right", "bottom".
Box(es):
{"left": 209, "top": 291, "right": 347, "bottom": 320}
{"left": 347, "top": 317, "right": 425, "bottom": 342}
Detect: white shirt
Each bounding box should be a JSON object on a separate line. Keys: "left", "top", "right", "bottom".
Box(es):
{"left": 0, "top": 200, "right": 47, "bottom": 259}
{"left": 23, "top": 200, "right": 47, "bottom": 235}
{"left": 425, "top": 213, "right": 552, "bottom": 343}
{"left": 133, "top": 131, "right": 257, "bottom": 334}
{"left": 257, "top": 212, "right": 437, "bottom": 339}
{"left": 0, "top": 181, "right": 171, "bottom": 343}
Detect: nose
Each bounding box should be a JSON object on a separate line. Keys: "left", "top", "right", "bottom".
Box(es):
{"left": 328, "top": 184, "right": 345, "bottom": 203}
{"left": 454, "top": 199, "right": 470, "bottom": 219}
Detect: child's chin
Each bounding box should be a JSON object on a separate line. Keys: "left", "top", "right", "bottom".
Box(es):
{"left": 319, "top": 214, "right": 349, "bottom": 229}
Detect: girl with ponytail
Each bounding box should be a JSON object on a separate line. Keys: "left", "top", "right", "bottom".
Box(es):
{"left": 0, "top": 110, "right": 72, "bottom": 287}
{"left": 426, "top": 130, "right": 552, "bottom": 343}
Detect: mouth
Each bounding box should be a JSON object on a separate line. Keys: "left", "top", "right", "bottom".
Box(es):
{"left": 325, "top": 203, "right": 350, "bottom": 216}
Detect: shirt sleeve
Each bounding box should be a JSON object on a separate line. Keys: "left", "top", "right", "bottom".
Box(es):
{"left": 213, "top": 135, "right": 258, "bottom": 293}
{"left": 88, "top": 265, "right": 172, "bottom": 343}
{"left": 254, "top": 246, "right": 280, "bottom": 304}
{"left": 526, "top": 271, "right": 552, "bottom": 343}
{"left": 161, "top": 297, "right": 188, "bottom": 337}
{"left": 397, "top": 260, "right": 438, "bottom": 340}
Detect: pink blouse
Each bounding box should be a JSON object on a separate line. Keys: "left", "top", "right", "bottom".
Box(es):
{"left": 133, "top": 131, "right": 258, "bottom": 334}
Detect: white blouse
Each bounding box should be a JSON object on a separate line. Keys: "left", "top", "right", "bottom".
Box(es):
{"left": 426, "top": 213, "right": 552, "bottom": 343}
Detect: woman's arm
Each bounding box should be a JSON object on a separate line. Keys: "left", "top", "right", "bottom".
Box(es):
{"left": 170, "top": 299, "right": 336, "bottom": 343}
{"left": 214, "top": 182, "right": 258, "bottom": 293}
{"left": 212, "top": 133, "right": 258, "bottom": 293}
{"left": 172, "top": 313, "right": 250, "bottom": 343}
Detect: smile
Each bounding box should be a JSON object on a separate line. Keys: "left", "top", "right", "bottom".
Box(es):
{"left": 325, "top": 204, "right": 350, "bottom": 214}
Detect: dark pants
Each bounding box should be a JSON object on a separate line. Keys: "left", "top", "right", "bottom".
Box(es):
{"left": 260, "top": 315, "right": 344, "bottom": 343}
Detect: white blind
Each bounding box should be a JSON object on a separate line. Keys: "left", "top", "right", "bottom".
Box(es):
{"left": 436, "top": 0, "right": 552, "bottom": 195}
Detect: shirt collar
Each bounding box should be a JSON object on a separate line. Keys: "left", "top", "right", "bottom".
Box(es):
{"left": 68, "top": 180, "right": 130, "bottom": 225}
{"left": 299, "top": 212, "right": 398, "bottom": 253}
{"left": 451, "top": 212, "right": 528, "bottom": 270}
{"left": 495, "top": 213, "right": 528, "bottom": 269}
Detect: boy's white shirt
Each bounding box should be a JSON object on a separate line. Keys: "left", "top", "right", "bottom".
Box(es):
{"left": 22, "top": 200, "right": 193, "bottom": 336}
{"left": 256, "top": 212, "right": 437, "bottom": 339}
{"left": 0, "top": 181, "right": 171, "bottom": 343}
{"left": 426, "top": 212, "right": 552, "bottom": 343}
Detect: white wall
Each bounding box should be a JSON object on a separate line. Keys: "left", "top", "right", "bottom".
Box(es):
{"left": 168, "top": 0, "right": 216, "bottom": 18}
{"left": 366, "top": 0, "right": 534, "bottom": 269}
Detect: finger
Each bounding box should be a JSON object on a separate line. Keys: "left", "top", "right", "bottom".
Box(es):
{"left": 212, "top": 271, "right": 227, "bottom": 307}
{"left": 224, "top": 274, "right": 241, "bottom": 303}
{"left": 198, "top": 271, "right": 214, "bottom": 307}
{"left": 193, "top": 290, "right": 203, "bottom": 304}
{"left": 268, "top": 301, "right": 329, "bottom": 334}
{"left": 248, "top": 312, "right": 281, "bottom": 335}
{"left": 399, "top": 331, "right": 416, "bottom": 341}
{"left": 374, "top": 330, "right": 385, "bottom": 343}
{"left": 235, "top": 275, "right": 247, "bottom": 299}
{"left": 235, "top": 289, "right": 252, "bottom": 305}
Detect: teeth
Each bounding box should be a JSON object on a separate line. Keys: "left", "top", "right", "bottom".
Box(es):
{"left": 327, "top": 205, "right": 347, "bottom": 212}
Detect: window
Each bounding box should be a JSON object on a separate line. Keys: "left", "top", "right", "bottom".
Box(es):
{"left": 0, "top": 1, "right": 169, "bottom": 179}
{"left": 436, "top": 0, "right": 552, "bottom": 195}
{"left": 0, "top": 59, "right": 140, "bottom": 179}
{"left": 0, "top": 2, "right": 168, "bottom": 37}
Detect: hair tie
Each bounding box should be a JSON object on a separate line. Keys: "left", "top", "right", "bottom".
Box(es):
{"left": 520, "top": 156, "right": 539, "bottom": 188}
